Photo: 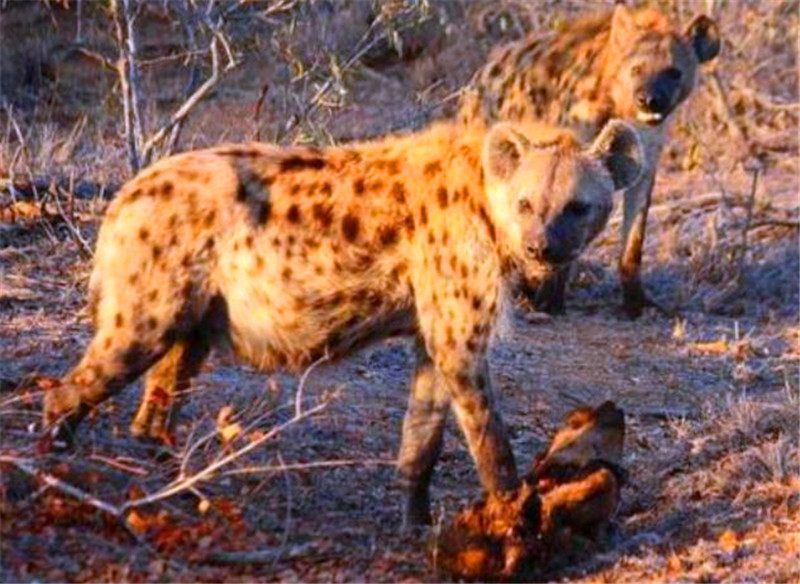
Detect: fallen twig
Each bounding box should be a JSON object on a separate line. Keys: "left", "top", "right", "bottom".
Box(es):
{"left": 204, "top": 541, "right": 318, "bottom": 565}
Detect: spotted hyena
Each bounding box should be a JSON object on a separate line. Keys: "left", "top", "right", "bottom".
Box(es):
{"left": 459, "top": 4, "right": 720, "bottom": 317}
{"left": 43, "top": 118, "right": 643, "bottom": 526}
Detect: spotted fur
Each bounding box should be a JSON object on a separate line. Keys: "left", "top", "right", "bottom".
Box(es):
{"left": 43, "top": 118, "right": 643, "bottom": 525}
{"left": 460, "top": 5, "right": 720, "bottom": 316}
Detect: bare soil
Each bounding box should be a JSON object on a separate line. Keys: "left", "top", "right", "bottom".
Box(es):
{"left": 1, "top": 1, "right": 798, "bottom": 582}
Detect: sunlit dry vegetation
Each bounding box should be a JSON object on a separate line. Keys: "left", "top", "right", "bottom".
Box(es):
{"left": 1, "top": 0, "right": 797, "bottom": 581}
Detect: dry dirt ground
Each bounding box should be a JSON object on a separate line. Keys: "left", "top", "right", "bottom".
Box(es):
{"left": 1, "top": 1, "right": 798, "bottom": 582}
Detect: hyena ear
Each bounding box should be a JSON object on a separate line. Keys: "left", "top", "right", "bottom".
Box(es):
{"left": 589, "top": 120, "right": 645, "bottom": 191}
{"left": 483, "top": 124, "right": 530, "bottom": 182}
{"left": 609, "top": 4, "right": 637, "bottom": 48}
{"left": 686, "top": 15, "right": 721, "bottom": 63}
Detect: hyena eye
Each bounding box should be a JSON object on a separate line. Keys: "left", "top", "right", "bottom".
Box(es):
{"left": 630, "top": 64, "right": 644, "bottom": 77}
{"left": 564, "top": 201, "right": 590, "bottom": 218}
{"left": 517, "top": 199, "right": 533, "bottom": 214}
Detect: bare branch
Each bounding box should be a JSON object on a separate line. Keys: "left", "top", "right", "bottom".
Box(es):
{"left": 295, "top": 350, "right": 330, "bottom": 417}
{"left": 221, "top": 458, "right": 396, "bottom": 477}
{"left": 0, "top": 455, "right": 122, "bottom": 517}
{"left": 123, "top": 401, "right": 329, "bottom": 510}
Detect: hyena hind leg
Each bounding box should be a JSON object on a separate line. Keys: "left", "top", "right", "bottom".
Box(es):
{"left": 130, "top": 331, "right": 211, "bottom": 442}
{"left": 43, "top": 336, "right": 170, "bottom": 446}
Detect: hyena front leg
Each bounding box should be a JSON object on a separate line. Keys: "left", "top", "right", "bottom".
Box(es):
{"left": 130, "top": 331, "right": 211, "bottom": 442}
{"left": 397, "top": 339, "right": 450, "bottom": 527}
{"left": 532, "top": 264, "right": 570, "bottom": 314}
{"left": 442, "top": 355, "right": 518, "bottom": 495}
{"left": 619, "top": 167, "right": 671, "bottom": 319}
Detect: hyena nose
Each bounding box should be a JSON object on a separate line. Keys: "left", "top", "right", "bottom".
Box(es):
{"left": 635, "top": 88, "right": 660, "bottom": 112}
{"left": 541, "top": 242, "right": 571, "bottom": 265}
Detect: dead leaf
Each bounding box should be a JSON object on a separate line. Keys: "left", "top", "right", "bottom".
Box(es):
{"left": 718, "top": 528, "right": 740, "bottom": 552}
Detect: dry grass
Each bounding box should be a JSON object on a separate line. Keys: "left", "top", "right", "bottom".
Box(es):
{"left": 0, "top": 0, "right": 798, "bottom": 582}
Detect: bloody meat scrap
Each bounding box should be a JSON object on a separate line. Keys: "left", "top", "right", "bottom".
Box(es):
{"left": 431, "top": 401, "right": 627, "bottom": 581}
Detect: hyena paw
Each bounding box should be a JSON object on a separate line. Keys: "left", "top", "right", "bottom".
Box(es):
{"left": 42, "top": 386, "right": 87, "bottom": 450}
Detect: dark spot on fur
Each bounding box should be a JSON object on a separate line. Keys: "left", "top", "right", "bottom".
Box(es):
{"left": 391, "top": 182, "right": 406, "bottom": 204}
{"left": 424, "top": 160, "right": 442, "bottom": 176}
{"left": 386, "top": 160, "right": 400, "bottom": 175}
{"left": 280, "top": 155, "right": 325, "bottom": 172}
{"left": 378, "top": 225, "right": 399, "bottom": 247}
{"left": 320, "top": 182, "right": 332, "bottom": 197}
{"left": 128, "top": 273, "right": 139, "bottom": 285}
{"left": 115, "top": 313, "right": 124, "bottom": 328}
{"left": 478, "top": 205, "right": 496, "bottom": 242}
{"left": 313, "top": 203, "right": 333, "bottom": 228}
{"left": 353, "top": 177, "right": 366, "bottom": 196}
{"left": 442, "top": 229, "right": 450, "bottom": 245}
{"left": 353, "top": 253, "right": 374, "bottom": 271}
{"left": 162, "top": 182, "right": 174, "bottom": 197}
{"left": 371, "top": 180, "right": 384, "bottom": 192}
{"left": 255, "top": 254, "right": 264, "bottom": 269}
{"left": 139, "top": 227, "right": 149, "bottom": 241}
{"left": 168, "top": 214, "right": 178, "bottom": 228}
{"left": 342, "top": 214, "right": 360, "bottom": 242}
{"left": 282, "top": 267, "right": 292, "bottom": 281}
{"left": 205, "top": 237, "right": 215, "bottom": 250}
{"left": 147, "top": 317, "right": 158, "bottom": 331}
{"left": 245, "top": 235, "right": 254, "bottom": 248}
{"left": 449, "top": 254, "right": 458, "bottom": 270}
{"left": 420, "top": 204, "right": 428, "bottom": 225}
{"left": 390, "top": 263, "right": 407, "bottom": 280}
{"left": 472, "top": 295, "right": 482, "bottom": 310}
{"left": 236, "top": 161, "right": 272, "bottom": 225}
{"left": 204, "top": 210, "right": 216, "bottom": 228}
{"left": 287, "top": 204, "right": 302, "bottom": 224}
{"left": 152, "top": 245, "right": 162, "bottom": 261}
{"left": 129, "top": 188, "right": 142, "bottom": 202}
{"left": 307, "top": 183, "right": 317, "bottom": 197}
{"left": 445, "top": 326, "right": 456, "bottom": 348}
{"left": 404, "top": 215, "right": 415, "bottom": 234}
{"left": 290, "top": 184, "right": 301, "bottom": 196}
{"left": 169, "top": 234, "right": 179, "bottom": 247}
{"left": 461, "top": 263, "right": 469, "bottom": 279}
{"left": 455, "top": 372, "right": 471, "bottom": 392}
{"left": 148, "top": 290, "right": 158, "bottom": 302}
{"left": 436, "top": 186, "right": 448, "bottom": 208}
{"left": 434, "top": 253, "right": 442, "bottom": 272}
{"left": 428, "top": 230, "right": 435, "bottom": 245}
{"left": 90, "top": 364, "right": 104, "bottom": 380}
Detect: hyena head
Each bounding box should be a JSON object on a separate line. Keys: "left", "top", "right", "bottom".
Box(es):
{"left": 482, "top": 120, "right": 644, "bottom": 274}
{"left": 605, "top": 5, "right": 720, "bottom": 125}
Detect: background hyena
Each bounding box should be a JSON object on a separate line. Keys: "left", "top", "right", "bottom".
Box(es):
{"left": 42, "top": 118, "right": 643, "bottom": 525}
{"left": 459, "top": 4, "right": 721, "bottom": 317}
